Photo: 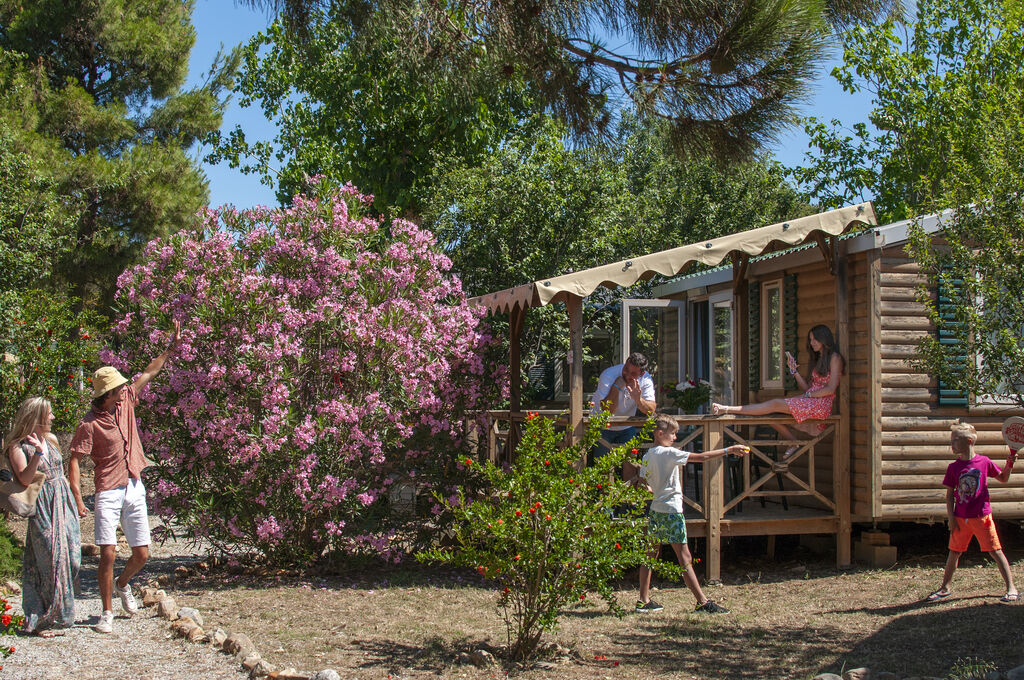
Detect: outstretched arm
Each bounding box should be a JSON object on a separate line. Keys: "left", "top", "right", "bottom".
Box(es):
{"left": 995, "top": 450, "right": 1016, "bottom": 483}
{"left": 133, "top": 319, "right": 181, "bottom": 393}
{"left": 688, "top": 444, "right": 749, "bottom": 463}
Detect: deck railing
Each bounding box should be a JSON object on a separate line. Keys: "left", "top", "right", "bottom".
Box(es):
{"left": 471, "top": 411, "right": 847, "bottom": 579}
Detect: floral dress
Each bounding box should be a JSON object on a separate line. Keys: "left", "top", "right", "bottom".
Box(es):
{"left": 20, "top": 440, "right": 81, "bottom": 632}
{"left": 784, "top": 370, "right": 835, "bottom": 430}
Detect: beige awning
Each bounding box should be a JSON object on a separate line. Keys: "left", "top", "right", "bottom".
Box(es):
{"left": 470, "top": 202, "right": 877, "bottom": 314}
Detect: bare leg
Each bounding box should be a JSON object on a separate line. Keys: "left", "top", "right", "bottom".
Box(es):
{"left": 638, "top": 546, "right": 660, "bottom": 602}
{"left": 712, "top": 399, "right": 792, "bottom": 417}
{"left": 98, "top": 545, "right": 116, "bottom": 612}
{"left": 989, "top": 549, "right": 1018, "bottom": 598}
{"left": 116, "top": 545, "right": 149, "bottom": 589}
{"left": 937, "top": 550, "right": 961, "bottom": 593}
{"left": 670, "top": 543, "right": 709, "bottom": 606}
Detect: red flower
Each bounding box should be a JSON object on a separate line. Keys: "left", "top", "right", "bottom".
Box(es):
{"left": 515, "top": 510, "right": 522, "bottom": 517}
{"left": 497, "top": 519, "right": 503, "bottom": 525}
{"left": 534, "top": 502, "right": 542, "bottom": 508}
{"left": 81, "top": 333, "right": 90, "bottom": 340}
{"left": 514, "top": 554, "right": 521, "bottom": 560}
{"left": 631, "top": 448, "right": 638, "bottom": 455}
{"left": 503, "top": 587, "right": 509, "bottom": 594}
{"left": 596, "top": 483, "right": 602, "bottom": 490}
{"left": 580, "top": 594, "right": 586, "bottom": 600}
{"left": 529, "top": 508, "right": 536, "bottom": 514}
{"left": 543, "top": 460, "right": 550, "bottom": 466}
{"left": 545, "top": 514, "right": 551, "bottom": 520}
{"left": 615, "top": 543, "right": 621, "bottom": 549}
{"left": 1, "top": 614, "right": 10, "bottom": 626}
{"left": 464, "top": 458, "right": 473, "bottom": 466}
{"left": 613, "top": 661, "right": 620, "bottom": 667}
{"left": 568, "top": 478, "right": 574, "bottom": 484}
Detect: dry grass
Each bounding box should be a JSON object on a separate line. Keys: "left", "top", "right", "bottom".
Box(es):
{"left": 167, "top": 525, "right": 1024, "bottom": 680}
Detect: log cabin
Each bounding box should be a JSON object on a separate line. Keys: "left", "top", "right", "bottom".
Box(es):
{"left": 470, "top": 206, "right": 1024, "bottom": 578}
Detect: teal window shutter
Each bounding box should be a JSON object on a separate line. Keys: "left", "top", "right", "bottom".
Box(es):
{"left": 748, "top": 281, "right": 760, "bottom": 392}
{"left": 784, "top": 273, "right": 799, "bottom": 391}
{"left": 936, "top": 270, "right": 969, "bottom": 406}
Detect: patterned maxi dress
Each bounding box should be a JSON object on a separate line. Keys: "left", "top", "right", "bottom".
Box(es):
{"left": 784, "top": 370, "right": 835, "bottom": 434}
{"left": 20, "top": 440, "right": 81, "bottom": 632}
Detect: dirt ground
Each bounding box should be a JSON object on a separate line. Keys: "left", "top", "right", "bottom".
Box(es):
{"left": 164, "top": 522, "right": 1024, "bottom": 680}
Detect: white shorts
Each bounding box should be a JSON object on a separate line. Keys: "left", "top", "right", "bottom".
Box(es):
{"left": 94, "top": 478, "right": 151, "bottom": 547}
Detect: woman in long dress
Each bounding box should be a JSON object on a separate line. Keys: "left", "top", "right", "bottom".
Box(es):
{"left": 711, "top": 325, "right": 845, "bottom": 457}
{"left": 3, "top": 397, "right": 82, "bottom": 635}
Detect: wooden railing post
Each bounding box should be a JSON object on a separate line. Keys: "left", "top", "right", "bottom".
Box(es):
{"left": 705, "top": 417, "right": 724, "bottom": 582}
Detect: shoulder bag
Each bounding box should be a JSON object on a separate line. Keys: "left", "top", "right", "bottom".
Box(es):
{"left": 0, "top": 441, "right": 46, "bottom": 518}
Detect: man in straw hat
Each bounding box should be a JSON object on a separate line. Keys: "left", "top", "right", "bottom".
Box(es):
{"left": 69, "top": 321, "right": 181, "bottom": 634}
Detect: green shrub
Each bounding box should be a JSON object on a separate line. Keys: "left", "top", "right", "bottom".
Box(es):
{"left": 0, "top": 522, "right": 23, "bottom": 581}
{"left": 421, "top": 410, "right": 680, "bottom": 661}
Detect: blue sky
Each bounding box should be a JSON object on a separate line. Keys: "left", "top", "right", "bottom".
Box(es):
{"left": 186, "top": 0, "right": 875, "bottom": 210}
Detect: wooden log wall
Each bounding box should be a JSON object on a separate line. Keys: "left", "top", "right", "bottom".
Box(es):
{"left": 847, "top": 252, "right": 875, "bottom": 520}
{"left": 875, "top": 249, "right": 1024, "bottom": 521}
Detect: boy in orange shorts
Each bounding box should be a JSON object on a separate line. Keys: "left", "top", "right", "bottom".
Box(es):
{"left": 926, "top": 421, "right": 1018, "bottom": 603}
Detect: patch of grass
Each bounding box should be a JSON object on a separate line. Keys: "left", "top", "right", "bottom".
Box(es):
{"left": 946, "top": 657, "right": 997, "bottom": 680}
{"left": 165, "top": 534, "right": 1024, "bottom": 680}
{"left": 0, "top": 520, "right": 23, "bottom": 580}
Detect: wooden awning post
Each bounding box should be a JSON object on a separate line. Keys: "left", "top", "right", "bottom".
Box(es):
{"left": 508, "top": 305, "right": 526, "bottom": 455}
{"left": 704, "top": 417, "right": 725, "bottom": 582}
{"left": 567, "top": 294, "right": 585, "bottom": 444}
{"left": 834, "top": 244, "right": 852, "bottom": 567}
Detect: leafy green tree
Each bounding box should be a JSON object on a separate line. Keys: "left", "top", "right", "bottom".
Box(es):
{"left": 242, "top": 0, "right": 896, "bottom": 157}
{"left": 795, "top": 0, "right": 1024, "bottom": 401}
{"left": 209, "top": 2, "right": 535, "bottom": 215}
{"left": 423, "top": 114, "right": 811, "bottom": 370}
{"left": 0, "top": 0, "right": 238, "bottom": 312}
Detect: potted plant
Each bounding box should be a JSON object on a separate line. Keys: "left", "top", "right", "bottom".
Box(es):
{"left": 663, "top": 378, "right": 712, "bottom": 414}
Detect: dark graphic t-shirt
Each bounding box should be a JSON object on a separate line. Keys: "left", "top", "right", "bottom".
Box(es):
{"left": 942, "top": 455, "right": 1001, "bottom": 518}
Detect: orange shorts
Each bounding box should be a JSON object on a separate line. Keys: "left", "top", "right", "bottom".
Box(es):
{"left": 948, "top": 514, "right": 1002, "bottom": 552}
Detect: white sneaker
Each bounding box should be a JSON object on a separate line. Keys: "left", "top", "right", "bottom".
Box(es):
{"left": 114, "top": 581, "right": 138, "bottom": 616}
{"left": 93, "top": 610, "right": 114, "bottom": 633}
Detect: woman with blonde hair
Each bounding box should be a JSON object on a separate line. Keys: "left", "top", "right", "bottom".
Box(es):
{"left": 3, "top": 397, "right": 82, "bottom": 635}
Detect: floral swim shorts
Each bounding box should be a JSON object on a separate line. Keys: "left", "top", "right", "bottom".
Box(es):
{"left": 647, "top": 511, "right": 688, "bottom": 544}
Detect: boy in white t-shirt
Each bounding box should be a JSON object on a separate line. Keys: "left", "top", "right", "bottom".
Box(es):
{"left": 627, "top": 415, "right": 748, "bottom": 613}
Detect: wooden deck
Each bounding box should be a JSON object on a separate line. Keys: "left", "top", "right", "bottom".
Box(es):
{"left": 478, "top": 412, "right": 850, "bottom": 580}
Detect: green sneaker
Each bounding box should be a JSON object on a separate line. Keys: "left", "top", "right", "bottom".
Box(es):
{"left": 635, "top": 599, "right": 664, "bottom": 613}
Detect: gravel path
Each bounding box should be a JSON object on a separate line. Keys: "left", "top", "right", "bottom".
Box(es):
{"left": 3, "top": 471, "right": 247, "bottom": 680}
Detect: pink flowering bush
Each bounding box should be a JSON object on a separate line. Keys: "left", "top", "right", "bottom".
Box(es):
{"left": 105, "top": 180, "right": 506, "bottom": 564}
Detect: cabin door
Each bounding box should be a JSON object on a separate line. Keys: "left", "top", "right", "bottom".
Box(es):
{"left": 620, "top": 299, "right": 684, "bottom": 396}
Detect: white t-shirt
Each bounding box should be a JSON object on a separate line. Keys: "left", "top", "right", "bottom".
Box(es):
{"left": 590, "top": 364, "right": 656, "bottom": 431}
{"left": 639, "top": 445, "right": 691, "bottom": 513}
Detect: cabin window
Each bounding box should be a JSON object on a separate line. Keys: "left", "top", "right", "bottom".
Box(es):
{"left": 761, "top": 280, "right": 783, "bottom": 388}
{"left": 710, "top": 292, "right": 734, "bottom": 406}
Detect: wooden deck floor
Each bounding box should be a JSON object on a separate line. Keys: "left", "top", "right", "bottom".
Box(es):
{"left": 683, "top": 502, "right": 838, "bottom": 538}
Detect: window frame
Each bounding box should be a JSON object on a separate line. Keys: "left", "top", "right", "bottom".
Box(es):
{"left": 760, "top": 279, "right": 784, "bottom": 389}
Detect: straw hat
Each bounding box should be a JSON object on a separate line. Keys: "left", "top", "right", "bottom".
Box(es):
{"left": 92, "top": 366, "right": 129, "bottom": 399}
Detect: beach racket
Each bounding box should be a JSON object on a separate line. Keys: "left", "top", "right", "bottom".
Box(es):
{"left": 1000, "top": 416, "right": 1024, "bottom": 454}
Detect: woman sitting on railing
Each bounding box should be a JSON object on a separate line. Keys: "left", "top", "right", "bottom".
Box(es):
{"left": 711, "top": 324, "right": 845, "bottom": 458}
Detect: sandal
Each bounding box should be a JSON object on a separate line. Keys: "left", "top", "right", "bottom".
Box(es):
{"left": 1000, "top": 592, "right": 1020, "bottom": 603}
{"left": 925, "top": 589, "right": 951, "bottom": 602}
